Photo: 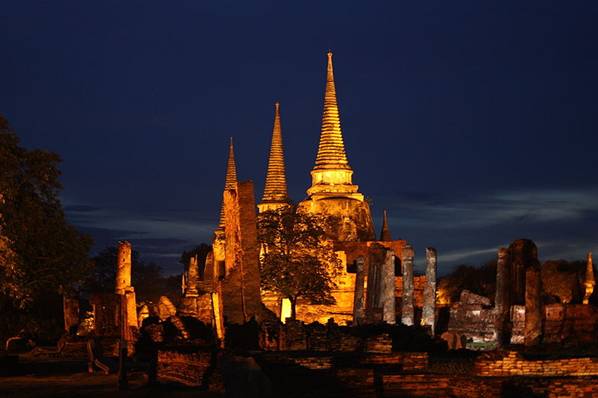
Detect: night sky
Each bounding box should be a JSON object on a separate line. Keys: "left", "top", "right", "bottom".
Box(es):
{"left": 2, "top": 2, "right": 597, "bottom": 275}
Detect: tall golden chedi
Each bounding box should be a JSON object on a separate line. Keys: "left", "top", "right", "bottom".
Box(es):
{"left": 258, "top": 102, "right": 290, "bottom": 213}
{"left": 298, "top": 51, "right": 375, "bottom": 242}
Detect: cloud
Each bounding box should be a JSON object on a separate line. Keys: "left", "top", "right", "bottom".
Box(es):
{"left": 386, "top": 188, "right": 598, "bottom": 230}
{"left": 63, "top": 204, "right": 102, "bottom": 213}
{"left": 62, "top": 199, "right": 217, "bottom": 273}
{"left": 379, "top": 188, "right": 598, "bottom": 274}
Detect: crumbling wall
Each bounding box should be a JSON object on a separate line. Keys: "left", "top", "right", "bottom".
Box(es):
{"left": 447, "top": 290, "right": 496, "bottom": 350}
{"left": 543, "top": 304, "right": 598, "bottom": 344}
{"left": 157, "top": 350, "right": 214, "bottom": 387}
{"left": 221, "top": 181, "right": 263, "bottom": 324}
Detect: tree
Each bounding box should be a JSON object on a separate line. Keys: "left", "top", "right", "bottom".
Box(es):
{"left": 0, "top": 116, "right": 92, "bottom": 342}
{"left": 438, "top": 260, "right": 497, "bottom": 304}
{"left": 257, "top": 205, "right": 342, "bottom": 320}
{"left": 0, "top": 117, "right": 92, "bottom": 304}
{"left": 179, "top": 243, "right": 212, "bottom": 279}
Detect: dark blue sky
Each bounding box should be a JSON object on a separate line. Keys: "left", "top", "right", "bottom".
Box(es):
{"left": 2, "top": 1, "right": 597, "bottom": 274}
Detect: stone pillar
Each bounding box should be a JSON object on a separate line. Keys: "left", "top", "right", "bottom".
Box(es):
{"left": 422, "top": 247, "right": 437, "bottom": 334}
{"left": 583, "top": 252, "right": 595, "bottom": 305}
{"left": 115, "top": 241, "right": 137, "bottom": 329}
{"left": 353, "top": 256, "right": 366, "bottom": 325}
{"left": 365, "top": 252, "right": 381, "bottom": 320}
{"left": 509, "top": 239, "right": 536, "bottom": 305}
{"left": 381, "top": 250, "right": 396, "bottom": 324}
{"left": 494, "top": 248, "right": 511, "bottom": 347}
{"left": 401, "top": 245, "right": 415, "bottom": 326}
{"left": 524, "top": 264, "right": 542, "bottom": 346}
{"left": 186, "top": 255, "right": 199, "bottom": 297}
{"left": 115, "top": 241, "right": 132, "bottom": 295}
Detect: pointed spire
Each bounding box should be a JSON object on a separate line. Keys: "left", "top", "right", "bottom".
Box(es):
{"left": 584, "top": 251, "right": 595, "bottom": 304}
{"left": 218, "top": 138, "right": 238, "bottom": 228}
{"left": 313, "top": 51, "right": 351, "bottom": 171}
{"left": 379, "top": 210, "right": 392, "bottom": 241}
{"left": 261, "top": 102, "right": 289, "bottom": 204}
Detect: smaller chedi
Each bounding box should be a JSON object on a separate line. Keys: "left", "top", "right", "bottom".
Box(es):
{"left": 584, "top": 252, "right": 595, "bottom": 305}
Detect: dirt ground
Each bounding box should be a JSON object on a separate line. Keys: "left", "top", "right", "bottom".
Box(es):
{"left": 0, "top": 358, "right": 223, "bottom": 398}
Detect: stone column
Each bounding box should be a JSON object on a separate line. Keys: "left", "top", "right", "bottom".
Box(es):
{"left": 115, "top": 241, "right": 137, "bottom": 329}
{"left": 353, "top": 256, "right": 366, "bottom": 325}
{"left": 116, "top": 241, "right": 132, "bottom": 295}
{"left": 422, "top": 247, "right": 437, "bottom": 334}
{"left": 494, "top": 248, "right": 511, "bottom": 347}
{"left": 583, "top": 252, "right": 595, "bottom": 305}
{"left": 381, "top": 250, "right": 396, "bottom": 324}
{"left": 365, "top": 252, "right": 382, "bottom": 321}
{"left": 524, "top": 265, "right": 543, "bottom": 346}
{"left": 401, "top": 245, "right": 415, "bottom": 326}
{"left": 186, "top": 255, "right": 199, "bottom": 297}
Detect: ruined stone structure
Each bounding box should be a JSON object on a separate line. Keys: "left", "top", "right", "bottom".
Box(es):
{"left": 220, "top": 181, "right": 264, "bottom": 323}
{"left": 400, "top": 245, "right": 415, "bottom": 326}
{"left": 115, "top": 240, "right": 137, "bottom": 330}
{"left": 494, "top": 247, "right": 511, "bottom": 347}
{"left": 421, "top": 247, "right": 437, "bottom": 333}
{"left": 178, "top": 254, "right": 213, "bottom": 323}
{"left": 200, "top": 52, "right": 455, "bottom": 331}
{"left": 446, "top": 290, "right": 496, "bottom": 350}
{"left": 254, "top": 53, "right": 414, "bottom": 325}
{"left": 338, "top": 241, "right": 409, "bottom": 325}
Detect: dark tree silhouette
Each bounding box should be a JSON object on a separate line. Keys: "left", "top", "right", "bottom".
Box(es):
{"left": 0, "top": 116, "right": 92, "bottom": 343}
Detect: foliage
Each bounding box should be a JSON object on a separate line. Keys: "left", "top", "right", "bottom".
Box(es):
{"left": 438, "top": 260, "right": 497, "bottom": 303}
{"left": 0, "top": 116, "right": 92, "bottom": 308}
{"left": 179, "top": 243, "right": 212, "bottom": 278}
{"left": 257, "top": 205, "right": 342, "bottom": 319}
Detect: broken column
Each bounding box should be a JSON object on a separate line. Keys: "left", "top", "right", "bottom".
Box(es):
{"left": 381, "top": 249, "right": 396, "bottom": 324}
{"left": 401, "top": 245, "right": 415, "bottom": 326}
{"left": 115, "top": 241, "right": 137, "bottom": 330}
{"left": 509, "top": 240, "right": 543, "bottom": 346}
{"left": 186, "top": 255, "right": 199, "bottom": 297}
{"left": 494, "top": 247, "right": 511, "bottom": 347}
{"left": 525, "top": 265, "right": 542, "bottom": 346}
{"left": 583, "top": 252, "right": 595, "bottom": 305}
{"left": 353, "top": 256, "right": 366, "bottom": 324}
{"left": 179, "top": 255, "right": 202, "bottom": 318}
{"left": 509, "top": 239, "right": 531, "bottom": 305}
{"left": 422, "top": 247, "right": 437, "bottom": 334}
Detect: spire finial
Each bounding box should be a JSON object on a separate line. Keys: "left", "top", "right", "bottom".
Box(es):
{"left": 260, "top": 102, "right": 289, "bottom": 207}
{"left": 380, "top": 209, "right": 392, "bottom": 241}
{"left": 312, "top": 50, "right": 350, "bottom": 171}
{"left": 218, "top": 138, "right": 238, "bottom": 227}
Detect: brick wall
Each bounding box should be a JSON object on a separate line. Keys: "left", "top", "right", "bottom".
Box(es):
{"left": 475, "top": 351, "right": 598, "bottom": 377}
{"left": 157, "top": 350, "right": 213, "bottom": 387}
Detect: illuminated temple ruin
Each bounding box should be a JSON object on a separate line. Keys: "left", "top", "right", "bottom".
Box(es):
{"left": 194, "top": 51, "right": 424, "bottom": 327}
{"left": 9, "top": 51, "right": 596, "bottom": 398}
